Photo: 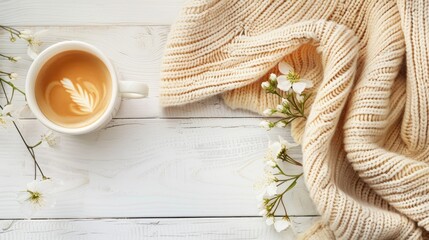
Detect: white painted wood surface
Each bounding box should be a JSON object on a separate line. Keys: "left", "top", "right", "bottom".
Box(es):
{"left": 0, "top": 217, "right": 320, "bottom": 240}
{"left": 0, "top": 119, "right": 317, "bottom": 218}
{"left": 0, "top": 0, "right": 185, "bottom": 25}
{"left": 0, "top": 0, "right": 319, "bottom": 239}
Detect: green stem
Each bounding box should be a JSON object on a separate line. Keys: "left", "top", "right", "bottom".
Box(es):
{"left": 0, "top": 82, "right": 45, "bottom": 180}
{"left": 275, "top": 165, "right": 287, "bottom": 176}
{"left": 0, "top": 78, "right": 25, "bottom": 96}
{"left": 273, "top": 195, "right": 283, "bottom": 214}
{"left": 0, "top": 53, "right": 13, "bottom": 60}
{"left": 282, "top": 172, "right": 303, "bottom": 178}
{"left": 12, "top": 120, "right": 46, "bottom": 179}
{"left": 0, "top": 25, "right": 21, "bottom": 35}
{"left": 29, "top": 141, "right": 43, "bottom": 148}
{"left": 269, "top": 90, "right": 283, "bottom": 98}
{"left": 289, "top": 93, "right": 304, "bottom": 117}
{"left": 0, "top": 81, "right": 10, "bottom": 105}
{"left": 279, "top": 177, "right": 300, "bottom": 196}
{"left": 284, "top": 155, "right": 303, "bottom": 166}
{"left": 10, "top": 88, "right": 15, "bottom": 102}
{"left": 276, "top": 178, "right": 295, "bottom": 186}
{"left": 280, "top": 197, "right": 289, "bottom": 220}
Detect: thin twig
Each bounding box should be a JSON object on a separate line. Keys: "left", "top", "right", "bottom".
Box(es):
{"left": 0, "top": 81, "right": 45, "bottom": 179}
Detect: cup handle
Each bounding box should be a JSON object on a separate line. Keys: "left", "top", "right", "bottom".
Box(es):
{"left": 118, "top": 81, "right": 149, "bottom": 98}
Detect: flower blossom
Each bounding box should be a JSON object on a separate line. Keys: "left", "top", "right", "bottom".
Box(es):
{"left": 19, "top": 30, "right": 47, "bottom": 59}
{"left": 17, "top": 179, "right": 57, "bottom": 218}
{"left": 0, "top": 105, "right": 15, "bottom": 127}
{"left": 277, "top": 61, "right": 313, "bottom": 95}
{"left": 274, "top": 218, "right": 290, "bottom": 232}
{"left": 40, "top": 131, "right": 60, "bottom": 147}
{"left": 259, "top": 120, "right": 274, "bottom": 130}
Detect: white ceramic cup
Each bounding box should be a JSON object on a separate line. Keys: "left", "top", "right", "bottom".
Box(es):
{"left": 26, "top": 41, "right": 149, "bottom": 135}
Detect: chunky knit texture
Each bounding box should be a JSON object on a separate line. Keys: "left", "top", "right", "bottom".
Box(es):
{"left": 161, "top": 0, "right": 429, "bottom": 238}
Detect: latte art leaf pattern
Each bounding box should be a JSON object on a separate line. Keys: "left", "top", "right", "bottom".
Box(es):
{"left": 60, "top": 78, "right": 97, "bottom": 114}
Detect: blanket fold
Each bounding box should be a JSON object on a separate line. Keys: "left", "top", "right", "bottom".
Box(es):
{"left": 161, "top": 0, "right": 429, "bottom": 238}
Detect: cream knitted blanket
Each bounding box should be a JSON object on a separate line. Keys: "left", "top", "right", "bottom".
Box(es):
{"left": 161, "top": 0, "right": 429, "bottom": 239}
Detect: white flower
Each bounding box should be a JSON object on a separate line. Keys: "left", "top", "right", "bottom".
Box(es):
{"left": 17, "top": 179, "right": 57, "bottom": 218}
{"left": 269, "top": 73, "right": 277, "bottom": 82}
{"left": 276, "top": 104, "right": 284, "bottom": 112}
{"left": 254, "top": 170, "right": 276, "bottom": 199}
{"left": 266, "top": 159, "right": 277, "bottom": 167}
{"left": 277, "top": 61, "right": 313, "bottom": 94}
{"left": 261, "top": 81, "right": 270, "bottom": 89}
{"left": 263, "top": 109, "right": 275, "bottom": 116}
{"left": 274, "top": 218, "right": 290, "bottom": 232}
{"left": 259, "top": 209, "right": 267, "bottom": 216}
{"left": 9, "top": 72, "right": 18, "bottom": 80}
{"left": 18, "top": 29, "right": 33, "bottom": 40}
{"left": 24, "top": 30, "right": 48, "bottom": 60}
{"left": 266, "top": 141, "right": 283, "bottom": 161}
{"left": 40, "top": 131, "right": 60, "bottom": 147}
{"left": 266, "top": 182, "right": 277, "bottom": 196}
{"left": 266, "top": 217, "right": 274, "bottom": 226}
{"left": 0, "top": 105, "right": 15, "bottom": 127}
{"left": 276, "top": 121, "right": 286, "bottom": 128}
{"left": 259, "top": 120, "right": 273, "bottom": 130}
{"left": 266, "top": 136, "right": 299, "bottom": 163}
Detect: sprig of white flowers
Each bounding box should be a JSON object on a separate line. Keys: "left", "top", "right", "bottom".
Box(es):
{"left": 260, "top": 61, "right": 312, "bottom": 130}
{"left": 0, "top": 26, "right": 45, "bottom": 59}
{"left": 257, "top": 61, "right": 312, "bottom": 232}
{"left": 256, "top": 136, "right": 303, "bottom": 232}
{"left": 1, "top": 25, "right": 59, "bottom": 217}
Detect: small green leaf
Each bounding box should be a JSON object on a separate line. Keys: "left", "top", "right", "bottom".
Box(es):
{"left": 285, "top": 180, "right": 298, "bottom": 192}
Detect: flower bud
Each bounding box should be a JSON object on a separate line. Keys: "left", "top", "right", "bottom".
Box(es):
{"left": 259, "top": 120, "right": 274, "bottom": 130}
{"left": 263, "top": 109, "right": 275, "bottom": 116}
{"left": 261, "top": 81, "right": 270, "bottom": 89}
{"left": 9, "top": 56, "right": 21, "bottom": 62}
{"left": 266, "top": 217, "right": 274, "bottom": 226}
{"left": 269, "top": 73, "right": 277, "bottom": 82}
{"left": 9, "top": 72, "right": 18, "bottom": 80}
{"left": 276, "top": 121, "right": 286, "bottom": 128}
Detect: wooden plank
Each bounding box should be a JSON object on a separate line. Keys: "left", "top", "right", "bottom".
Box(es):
{"left": 0, "top": 26, "right": 258, "bottom": 118}
{"left": 0, "top": 217, "right": 320, "bottom": 240}
{"left": 0, "top": 118, "right": 317, "bottom": 218}
{"left": 0, "top": 0, "right": 185, "bottom": 26}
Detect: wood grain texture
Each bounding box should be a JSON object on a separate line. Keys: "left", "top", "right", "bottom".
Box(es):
{"left": 0, "top": 119, "right": 317, "bottom": 219}
{"left": 0, "top": 0, "right": 185, "bottom": 26}
{"left": 0, "top": 26, "right": 258, "bottom": 118}
{"left": 0, "top": 217, "right": 320, "bottom": 240}
{"left": 0, "top": 0, "right": 319, "bottom": 236}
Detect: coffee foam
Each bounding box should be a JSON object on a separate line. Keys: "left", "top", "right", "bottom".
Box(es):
{"left": 35, "top": 50, "right": 112, "bottom": 128}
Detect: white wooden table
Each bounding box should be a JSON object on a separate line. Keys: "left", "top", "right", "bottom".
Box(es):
{"left": 0, "top": 1, "right": 319, "bottom": 239}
